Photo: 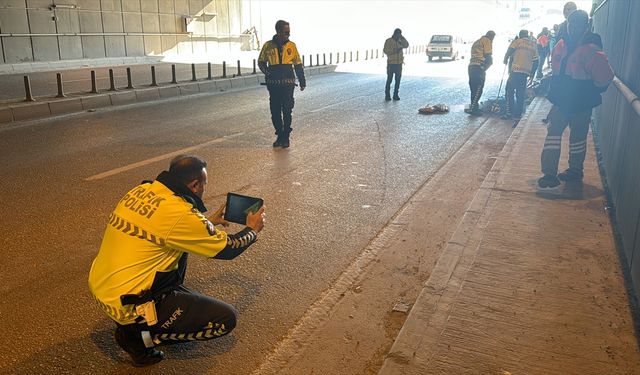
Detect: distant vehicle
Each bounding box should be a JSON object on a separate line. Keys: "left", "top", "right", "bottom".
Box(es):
{"left": 546, "top": 8, "right": 562, "bottom": 15}
{"left": 426, "top": 34, "right": 461, "bottom": 61}
{"left": 519, "top": 7, "right": 531, "bottom": 19}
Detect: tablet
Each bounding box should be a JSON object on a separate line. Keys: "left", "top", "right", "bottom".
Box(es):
{"left": 224, "top": 193, "right": 264, "bottom": 224}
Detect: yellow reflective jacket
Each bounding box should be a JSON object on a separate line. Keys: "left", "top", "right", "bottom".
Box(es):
{"left": 88, "top": 178, "right": 234, "bottom": 324}
{"left": 470, "top": 36, "right": 493, "bottom": 67}
{"left": 258, "top": 37, "right": 305, "bottom": 87}
{"left": 505, "top": 37, "right": 539, "bottom": 76}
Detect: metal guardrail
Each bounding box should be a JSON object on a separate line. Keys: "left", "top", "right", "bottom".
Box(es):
{"left": 612, "top": 76, "right": 640, "bottom": 118}
{"left": 17, "top": 45, "right": 427, "bottom": 102}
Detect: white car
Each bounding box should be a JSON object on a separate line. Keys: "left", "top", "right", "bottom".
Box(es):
{"left": 426, "top": 35, "right": 461, "bottom": 61}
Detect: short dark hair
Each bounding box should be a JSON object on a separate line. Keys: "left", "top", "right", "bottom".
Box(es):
{"left": 275, "top": 20, "right": 289, "bottom": 33}
{"left": 519, "top": 29, "right": 529, "bottom": 38}
{"left": 169, "top": 155, "right": 207, "bottom": 185}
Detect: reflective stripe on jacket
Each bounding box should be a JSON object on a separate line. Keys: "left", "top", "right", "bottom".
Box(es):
{"left": 258, "top": 38, "right": 305, "bottom": 87}
{"left": 88, "top": 180, "right": 229, "bottom": 324}
{"left": 506, "top": 37, "right": 539, "bottom": 76}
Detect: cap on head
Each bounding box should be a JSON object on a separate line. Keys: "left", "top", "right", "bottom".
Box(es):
{"left": 393, "top": 28, "right": 402, "bottom": 35}
{"left": 563, "top": 1, "right": 578, "bottom": 18}
{"left": 519, "top": 29, "right": 529, "bottom": 38}
{"left": 568, "top": 9, "right": 589, "bottom": 27}
{"left": 486, "top": 30, "right": 496, "bottom": 39}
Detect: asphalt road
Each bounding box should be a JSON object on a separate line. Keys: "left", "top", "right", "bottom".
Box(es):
{"left": 0, "top": 54, "right": 503, "bottom": 374}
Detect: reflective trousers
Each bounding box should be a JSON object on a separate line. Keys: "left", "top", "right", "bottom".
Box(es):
{"left": 541, "top": 105, "right": 591, "bottom": 177}
{"left": 120, "top": 285, "right": 237, "bottom": 347}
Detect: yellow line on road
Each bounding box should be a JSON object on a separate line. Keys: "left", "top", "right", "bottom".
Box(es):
{"left": 85, "top": 132, "right": 244, "bottom": 181}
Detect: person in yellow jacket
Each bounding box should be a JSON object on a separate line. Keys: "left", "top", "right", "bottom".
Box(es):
{"left": 258, "top": 20, "right": 306, "bottom": 148}
{"left": 502, "top": 29, "right": 539, "bottom": 120}
{"left": 88, "top": 155, "right": 265, "bottom": 366}
{"left": 465, "top": 30, "right": 496, "bottom": 115}
{"left": 383, "top": 28, "right": 409, "bottom": 101}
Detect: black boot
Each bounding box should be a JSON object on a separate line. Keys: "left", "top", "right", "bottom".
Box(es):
{"left": 281, "top": 134, "right": 290, "bottom": 148}
{"left": 115, "top": 325, "right": 164, "bottom": 367}
{"left": 393, "top": 92, "right": 400, "bottom": 101}
{"left": 273, "top": 135, "right": 283, "bottom": 148}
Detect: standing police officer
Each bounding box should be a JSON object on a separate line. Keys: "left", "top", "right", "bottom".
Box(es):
{"left": 258, "top": 20, "right": 306, "bottom": 148}
{"left": 88, "top": 155, "right": 265, "bottom": 366}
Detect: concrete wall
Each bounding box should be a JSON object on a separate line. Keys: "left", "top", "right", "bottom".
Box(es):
{"left": 591, "top": 0, "right": 640, "bottom": 294}
{"left": 0, "top": 0, "right": 261, "bottom": 64}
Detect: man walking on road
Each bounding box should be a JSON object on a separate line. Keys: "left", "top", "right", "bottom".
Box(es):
{"left": 502, "top": 29, "right": 539, "bottom": 121}
{"left": 383, "top": 28, "right": 409, "bottom": 101}
{"left": 538, "top": 10, "right": 613, "bottom": 189}
{"left": 465, "top": 30, "right": 496, "bottom": 115}
{"left": 89, "top": 155, "right": 265, "bottom": 366}
{"left": 258, "top": 20, "right": 306, "bottom": 148}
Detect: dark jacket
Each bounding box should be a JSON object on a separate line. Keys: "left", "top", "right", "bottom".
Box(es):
{"left": 547, "top": 32, "right": 613, "bottom": 114}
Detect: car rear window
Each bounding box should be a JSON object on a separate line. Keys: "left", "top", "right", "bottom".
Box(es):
{"left": 430, "top": 35, "right": 452, "bottom": 43}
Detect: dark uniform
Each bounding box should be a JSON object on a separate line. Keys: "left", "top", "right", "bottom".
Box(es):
{"left": 258, "top": 36, "right": 305, "bottom": 147}
{"left": 89, "top": 171, "right": 258, "bottom": 365}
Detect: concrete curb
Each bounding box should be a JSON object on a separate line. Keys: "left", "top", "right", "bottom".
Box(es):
{"left": 0, "top": 65, "right": 336, "bottom": 124}
{"left": 377, "top": 99, "right": 542, "bottom": 374}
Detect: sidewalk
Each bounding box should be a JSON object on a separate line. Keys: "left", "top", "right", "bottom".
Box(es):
{"left": 379, "top": 99, "right": 640, "bottom": 374}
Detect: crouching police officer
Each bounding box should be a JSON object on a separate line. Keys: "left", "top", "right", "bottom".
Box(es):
{"left": 258, "top": 20, "right": 306, "bottom": 148}
{"left": 88, "top": 155, "right": 265, "bottom": 366}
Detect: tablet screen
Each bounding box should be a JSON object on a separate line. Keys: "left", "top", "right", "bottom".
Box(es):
{"left": 224, "top": 193, "right": 263, "bottom": 224}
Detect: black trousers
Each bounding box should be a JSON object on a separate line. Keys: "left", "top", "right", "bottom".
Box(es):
{"left": 385, "top": 64, "right": 402, "bottom": 96}
{"left": 267, "top": 85, "right": 295, "bottom": 138}
{"left": 505, "top": 72, "right": 528, "bottom": 117}
{"left": 468, "top": 65, "right": 486, "bottom": 110}
{"left": 121, "top": 285, "right": 237, "bottom": 347}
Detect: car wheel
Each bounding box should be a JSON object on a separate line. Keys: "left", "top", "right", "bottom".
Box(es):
{"left": 428, "top": 56, "right": 433, "bottom": 61}
{"left": 452, "top": 53, "right": 457, "bottom": 61}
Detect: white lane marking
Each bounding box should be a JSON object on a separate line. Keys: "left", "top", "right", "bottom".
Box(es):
{"left": 85, "top": 132, "right": 244, "bottom": 181}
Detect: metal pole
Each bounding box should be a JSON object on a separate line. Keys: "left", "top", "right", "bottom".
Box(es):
{"left": 302, "top": 55, "right": 305, "bottom": 66}
{"left": 316, "top": 53, "right": 319, "bottom": 66}
{"left": 329, "top": 53, "right": 332, "bottom": 65}
{"left": 171, "top": 64, "right": 177, "bottom": 84}
{"left": 222, "top": 61, "right": 227, "bottom": 78}
{"left": 237, "top": 60, "right": 241, "bottom": 76}
{"left": 343, "top": 51, "right": 346, "bottom": 63}
{"left": 310, "top": 54, "right": 313, "bottom": 67}
{"left": 108, "top": 69, "right": 117, "bottom": 91}
{"left": 350, "top": 51, "right": 352, "bottom": 62}
{"left": 126, "top": 67, "right": 134, "bottom": 89}
{"left": 365, "top": 50, "right": 368, "bottom": 60}
{"left": 356, "top": 51, "right": 359, "bottom": 61}
{"left": 23, "top": 75, "right": 35, "bottom": 101}
{"left": 207, "top": 62, "right": 212, "bottom": 80}
{"left": 191, "top": 63, "right": 197, "bottom": 81}
{"left": 56, "top": 73, "right": 65, "bottom": 98}
{"left": 252, "top": 59, "right": 256, "bottom": 74}
{"left": 323, "top": 53, "right": 326, "bottom": 65}
{"left": 150, "top": 66, "right": 158, "bottom": 87}
{"left": 90, "top": 70, "right": 99, "bottom": 93}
